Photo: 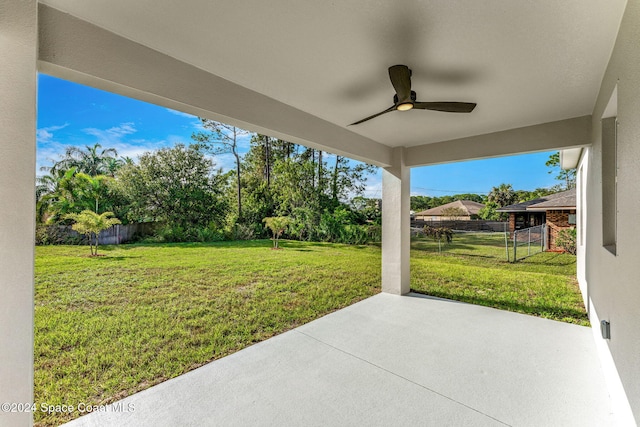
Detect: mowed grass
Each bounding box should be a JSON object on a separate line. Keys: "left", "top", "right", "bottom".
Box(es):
{"left": 34, "top": 235, "right": 587, "bottom": 426}
{"left": 411, "top": 232, "right": 588, "bottom": 326}
{"left": 34, "top": 240, "right": 380, "bottom": 426}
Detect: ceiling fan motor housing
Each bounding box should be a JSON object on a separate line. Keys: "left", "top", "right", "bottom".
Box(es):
{"left": 394, "top": 91, "right": 417, "bottom": 105}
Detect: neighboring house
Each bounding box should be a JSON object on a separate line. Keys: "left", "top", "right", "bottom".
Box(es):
{"left": 414, "top": 200, "right": 485, "bottom": 221}
{"left": 498, "top": 189, "right": 576, "bottom": 251}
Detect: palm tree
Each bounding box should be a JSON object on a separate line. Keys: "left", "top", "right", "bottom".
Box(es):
{"left": 488, "top": 183, "right": 516, "bottom": 208}
{"left": 104, "top": 157, "right": 126, "bottom": 177}
{"left": 36, "top": 168, "right": 113, "bottom": 224}
{"left": 36, "top": 168, "right": 77, "bottom": 223}
{"left": 48, "top": 143, "right": 119, "bottom": 177}
{"left": 65, "top": 210, "right": 121, "bottom": 256}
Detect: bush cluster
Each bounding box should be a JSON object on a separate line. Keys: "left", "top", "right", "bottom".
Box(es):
{"left": 423, "top": 226, "right": 454, "bottom": 244}
{"left": 556, "top": 228, "right": 577, "bottom": 255}
{"left": 35, "top": 225, "right": 86, "bottom": 246}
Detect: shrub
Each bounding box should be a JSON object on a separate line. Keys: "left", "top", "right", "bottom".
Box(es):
{"left": 366, "top": 224, "right": 382, "bottom": 242}
{"left": 423, "top": 226, "right": 453, "bottom": 244}
{"left": 64, "top": 210, "right": 121, "bottom": 256}
{"left": 263, "top": 216, "right": 290, "bottom": 248}
{"left": 556, "top": 228, "right": 577, "bottom": 255}
{"left": 233, "top": 223, "right": 256, "bottom": 241}
{"left": 154, "top": 224, "right": 225, "bottom": 243}
{"left": 35, "top": 225, "right": 86, "bottom": 246}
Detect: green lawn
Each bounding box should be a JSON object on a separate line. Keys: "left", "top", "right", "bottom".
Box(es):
{"left": 34, "top": 241, "right": 380, "bottom": 426}
{"left": 410, "top": 232, "right": 587, "bottom": 326}
{"left": 34, "top": 236, "right": 586, "bottom": 426}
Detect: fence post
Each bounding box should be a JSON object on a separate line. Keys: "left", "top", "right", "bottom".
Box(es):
{"left": 504, "top": 223, "right": 510, "bottom": 262}
{"left": 528, "top": 228, "right": 531, "bottom": 256}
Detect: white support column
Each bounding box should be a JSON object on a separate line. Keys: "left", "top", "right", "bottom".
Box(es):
{"left": 382, "top": 147, "right": 411, "bottom": 295}
{"left": 0, "top": 1, "right": 37, "bottom": 426}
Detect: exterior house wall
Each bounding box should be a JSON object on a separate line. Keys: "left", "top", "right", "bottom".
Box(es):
{"left": 582, "top": 0, "right": 640, "bottom": 423}
{"left": 0, "top": 2, "right": 37, "bottom": 427}
{"left": 576, "top": 150, "right": 589, "bottom": 304}
{"left": 546, "top": 209, "right": 576, "bottom": 251}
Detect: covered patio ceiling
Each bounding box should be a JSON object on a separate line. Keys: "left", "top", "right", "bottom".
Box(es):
{"left": 38, "top": 0, "right": 626, "bottom": 167}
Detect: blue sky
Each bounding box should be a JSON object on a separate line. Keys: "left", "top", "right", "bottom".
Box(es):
{"left": 37, "top": 74, "right": 559, "bottom": 197}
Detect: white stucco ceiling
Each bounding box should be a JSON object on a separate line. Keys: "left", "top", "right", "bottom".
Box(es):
{"left": 41, "top": 0, "right": 626, "bottom": 149}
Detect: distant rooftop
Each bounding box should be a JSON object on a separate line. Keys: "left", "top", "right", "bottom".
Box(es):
{"left": 415, "top": 200, "right": 485, "bottom": 216}
{"left": 497, "top": 188, "right": 576, "bottom": 212}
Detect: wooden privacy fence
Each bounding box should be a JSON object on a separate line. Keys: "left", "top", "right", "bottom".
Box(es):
{"left": 44, "top": 222, "right": 156, "bottom": 245}
{"left": 93, "top": 222, "right": 156, "bottom": 244}
{"left": 411, "top": 220, "right": 508, "bottom": 233}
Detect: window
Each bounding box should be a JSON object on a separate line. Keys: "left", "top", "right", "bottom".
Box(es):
{"left": 579, "top": 164, "right": 584, "bottom": 245}
{"left": 601, "top": 116, "right": 617, "bottom": 254}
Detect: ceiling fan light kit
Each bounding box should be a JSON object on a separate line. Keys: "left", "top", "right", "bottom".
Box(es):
{"left": 349, "top": 64, "right": 476, "bottom": 125}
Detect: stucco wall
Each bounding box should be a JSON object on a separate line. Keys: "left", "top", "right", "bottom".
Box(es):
{"left": 576, "top": 150, "right": 589, "bottom": 303}
{"left": 585, "top": 0, "right": 640, "bottom": 423}
{"left": 0, "top": 2, "right": 37, "bottom": 426}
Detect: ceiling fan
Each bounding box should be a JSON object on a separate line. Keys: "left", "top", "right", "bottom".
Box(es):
{"left": 349, "top": 65, "right": 476, "bottom": 126}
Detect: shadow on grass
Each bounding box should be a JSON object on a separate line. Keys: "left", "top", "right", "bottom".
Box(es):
{"left": 429, "top": 252, "right": 501, "bottom": 260}
{"left": 96, "top": 240, "right": 378, "bottom": 254}
{"left": 412, "top": 242, "right": 502, "bottom": 253}
{"left": 94, "top": 256, "right": 137, "bottom": 261}
{"left": 517, "top": 252, "right": 575, "bottom": 267}
{"left": 410, "top": 288, "right": 588, "bottom": 325}
{"left": 113, "top": 240, "right": 274, "bottom": 250}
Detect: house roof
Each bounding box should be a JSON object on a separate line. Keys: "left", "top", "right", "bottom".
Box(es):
{"left": 415, "top": 200, "right": 485, "bottom": 217}
{"left": 497, "top": 189, "right": 576, "bottom": 212}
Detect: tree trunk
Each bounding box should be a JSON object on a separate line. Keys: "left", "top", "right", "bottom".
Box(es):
{"left": 235, "top": 151, "right": 242, "bottom": 219}
{"left": 310, "top": 149, "right": 315, "bottom": 188}
{"left": 232, "top": 127, "right": 242, "bottom": 220}
{"left": 332, "top": 155, "right": 340, "bottom": 201}
{"left": 264, "top": 135, "right": 271, "bottom": 187}
{"left": 317, "top": 150, "right": 323, "bottom": 191}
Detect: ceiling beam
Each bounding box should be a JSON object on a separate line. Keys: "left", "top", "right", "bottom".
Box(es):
{"left": 37, "top": 4, "right": 393, "bottom": 167}
{"left": 404, "top": 115, "right": 592, "bottom": 167}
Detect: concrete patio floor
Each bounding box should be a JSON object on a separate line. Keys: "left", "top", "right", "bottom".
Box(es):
{"left": 64, "top": 293, "right": 615, "bottom": 427}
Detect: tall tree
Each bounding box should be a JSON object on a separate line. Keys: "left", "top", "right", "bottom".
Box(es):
{"left": 330, "top": 155, "right": 375, "bottom": 202}
{"left": 37, "top": 167, "right": 118, "bottom": 224}
{"left": 47, "top": 143, "right": 119, "bottom": 177}
{"left": 118, "top": 144, "right": 228, "bottom": 228}
{"left": 192, "top": 119, "right": 249, "bottom": 220}
{"left": 488, "top": 183, "right": 517, "bottom": 208}
{"left": 546, "top": 152, "right": 576, "bottom": 190}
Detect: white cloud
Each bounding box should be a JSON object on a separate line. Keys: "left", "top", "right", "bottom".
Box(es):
{"left": 362, "top": 170, "right": 382, "bottom": 199}
{"left": 83, "top": 122, "right": 137, "bottom": 143}
{"left": 36, "top": 123, "right": 69, "bottom": 143}
{"left": 36, "top": 122, "right": 173, "bottom": 173}
{"left": 212, "top": 152, "right": 239, "bottom": 172}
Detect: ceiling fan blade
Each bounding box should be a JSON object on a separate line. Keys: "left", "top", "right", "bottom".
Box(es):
{"left": 349, "top": 106, "right": 396, "bottom": 126}
{"left": 388, "top": 65, "right": 412, "bottom": 102}
{"left": 413, "top": 102, "right": 477, "bottom": 113}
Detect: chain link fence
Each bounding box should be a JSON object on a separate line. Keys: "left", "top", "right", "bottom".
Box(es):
{"left": 512, "top": 224, "right": 546, "bottom": 261}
